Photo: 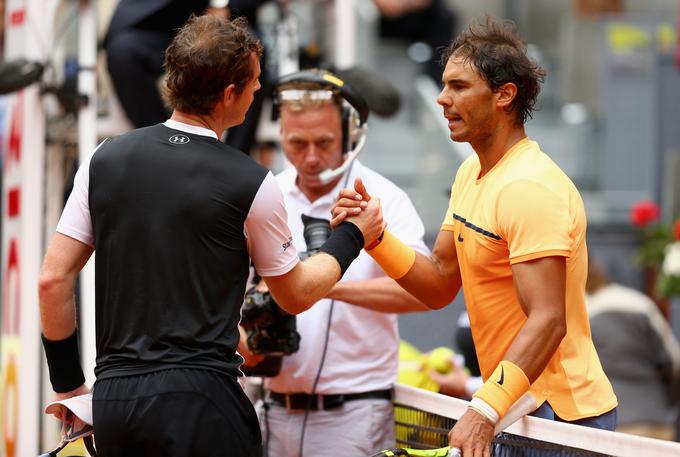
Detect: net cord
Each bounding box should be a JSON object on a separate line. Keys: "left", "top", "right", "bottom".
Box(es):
{"left": 394, "top": 384, "right": 680, "bottom": 457}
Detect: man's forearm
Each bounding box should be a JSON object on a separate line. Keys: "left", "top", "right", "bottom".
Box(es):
{"left": 265, "top": 252, "right": 342, "bottom": 314}
{"left": 39, "top": 274, "right": 78, "bottom": 340}
{"left": 468, "top": 308, "right": 564, "bottom": 425}
{"left": 326, "top": 276, "right": 429, "bottom": 313}
{"left": 503, "top": 308, "right": 566, "bottom": 382}
{"left": 366, "top": 230, "right": 462, "bottom": 309}
{"left": 38, "top": 233, "right": 93, "bottom": 340}
{"left": 396, "top": 253, "right": 462, "bottom": 309}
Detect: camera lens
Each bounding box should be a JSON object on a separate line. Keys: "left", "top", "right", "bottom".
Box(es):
{"left": 301, "top": 214, "right": 332, "bottom": 253}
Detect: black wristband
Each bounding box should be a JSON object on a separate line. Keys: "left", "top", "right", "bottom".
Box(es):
{"left": 41, "top": 329, "right": 85, "bottom": 393}
{"left": 319, "top": 221, "right": 364, "bottom": 277}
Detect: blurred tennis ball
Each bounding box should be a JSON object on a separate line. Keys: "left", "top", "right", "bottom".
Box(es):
{"left": 397, "top": 369, "right": 439, "bottom": 392}
{"left": 398, "top": 340, "right": 439, "bottom": 391}
{"left": 428, "top": 346, "right": 456, "bottom": 374}
{"left": 399, "top": 340, "right": 422, "bottom": 361}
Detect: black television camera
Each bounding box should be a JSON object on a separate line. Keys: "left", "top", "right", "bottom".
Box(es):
{"left": 240, "top": 215, "right": 332, "bottom": 377}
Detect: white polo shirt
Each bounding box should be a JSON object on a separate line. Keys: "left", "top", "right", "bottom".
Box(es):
{"left": 266, "top": 160, "right": 429, "bottom": 394}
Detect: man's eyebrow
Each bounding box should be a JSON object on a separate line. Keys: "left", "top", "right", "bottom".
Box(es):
{"left": 444, "top": 77, "right": 468, "bottom": 85}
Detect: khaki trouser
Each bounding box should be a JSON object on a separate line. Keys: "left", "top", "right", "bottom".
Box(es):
{"left": 259, "top": 398, "right": 395, "bottom": 457}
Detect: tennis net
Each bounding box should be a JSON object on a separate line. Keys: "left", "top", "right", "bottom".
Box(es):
{"left": 393, "top": 384, "right": 680, "bottom": 457}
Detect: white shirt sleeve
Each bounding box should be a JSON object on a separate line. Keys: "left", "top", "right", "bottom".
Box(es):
{"left": 245, "top": 172, "right": 300, "bottom": 276}
{"left": 56, "top": 140, "right": 108, "bottom": 247}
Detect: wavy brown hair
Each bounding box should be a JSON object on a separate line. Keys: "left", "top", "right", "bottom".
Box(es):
{"left": 441, "top": 17, "right": 545, "bottom": 125}
{"left": 162, "top": 15, "right": 263, "bottom": 115}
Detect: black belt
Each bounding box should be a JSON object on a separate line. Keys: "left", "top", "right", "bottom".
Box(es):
{"left": 268, "top": 388, "right": 393, "bottom": 412}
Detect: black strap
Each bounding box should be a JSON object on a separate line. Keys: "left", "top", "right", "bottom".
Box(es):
{"left": 41, "top": 329, "right": 85, "bottom": 393}
{"left": 269, "top": 388, "right": 393, "bottom": 410}
{"left": 319, "top": 221, "right": 363, "bottom": 277}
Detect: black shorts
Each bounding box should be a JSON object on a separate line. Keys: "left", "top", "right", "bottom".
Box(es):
{"left": 92, "top": 368, "right": 261, "bottom": 457}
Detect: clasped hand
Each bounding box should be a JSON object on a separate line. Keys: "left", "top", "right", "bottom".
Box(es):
{"left": 331, "top": 178, "right": 385, "bottom": 249}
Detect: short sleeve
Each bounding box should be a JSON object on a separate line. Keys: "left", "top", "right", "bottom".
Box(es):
{"left": 441, "top": 182, "right": 456, "bottom": 232}
{"left": 442, "top": 160, "right": 472, "bottom": 233}
{"left": 496, "top": 180, "right": 571, "bottom": 264}
{"left": 245, "top": 172, "right": 300, "bottom": 276}
{"left": 56, "top": 140, "right": 108, "bottom": 246}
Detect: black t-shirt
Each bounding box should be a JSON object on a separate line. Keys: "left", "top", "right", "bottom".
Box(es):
{"left": 88, "top": 124, "right": 268, "bottom": 379}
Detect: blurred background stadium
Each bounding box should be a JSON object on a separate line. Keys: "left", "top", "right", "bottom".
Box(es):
{"left": 1, "top": 0, "right": 679, "bottom": 455}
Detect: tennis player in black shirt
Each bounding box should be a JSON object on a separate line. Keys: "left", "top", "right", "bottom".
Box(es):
{"left": 38, "top": 15, "right": 383, "bottom": 457}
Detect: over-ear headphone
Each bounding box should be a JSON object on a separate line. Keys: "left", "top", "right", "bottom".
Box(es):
{"left": 272, "top": 69, "right": 369, "bottom": 154}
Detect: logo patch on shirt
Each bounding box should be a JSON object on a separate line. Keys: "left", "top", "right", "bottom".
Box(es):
{"left": 452, "top": 213, "right": 501, "bottom": 240}
{"left": 169, "top": 134, "right": 190, "bottom": 144}
{"left": 457, "top": 233, "right": 464, "bottom": 242}
{"left": 282, "top": 237, "right": 293, "bottom": 251}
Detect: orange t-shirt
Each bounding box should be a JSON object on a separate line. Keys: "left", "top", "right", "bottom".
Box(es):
{"left": 442, "top": 138, "right": 617, "bottom": 420}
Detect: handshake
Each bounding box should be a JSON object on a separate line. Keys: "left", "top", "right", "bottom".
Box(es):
{"left": 331, "top": 177, "right": 385, "bottom": 249}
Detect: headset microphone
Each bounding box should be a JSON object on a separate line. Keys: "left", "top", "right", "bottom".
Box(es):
{"left": 273, "top": 69, "right": 370, "bottom": 184}
{"left": 317, "top": 123, "right": 367, "bottom": 184}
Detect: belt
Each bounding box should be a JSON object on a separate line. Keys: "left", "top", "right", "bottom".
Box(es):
{"left": 268, "top": 388, "right": 393, "bottom": 412}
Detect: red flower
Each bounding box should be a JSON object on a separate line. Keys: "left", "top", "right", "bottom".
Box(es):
{"left": 630, "top": 200, "right": 660, "bottom": 227}
{"left": 674, "top": 219, "right": 680, "bottom": 241}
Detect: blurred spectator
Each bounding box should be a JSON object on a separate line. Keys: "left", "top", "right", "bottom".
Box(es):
{"left": 586, "top": 257, "right": 680, "bottom": 440}
{"left": 429, "top": 311, "right": 483, "bottom": 400}
{"left": 570, "top": 0, "right": 624, "bottom": 18}
{"left": 454, "top": 310, "right": 481, "bottom": 379}
{"left": 373, "top": 0, "right": 457, "bottom": 82}
{"left": 104, "top": 0, "right": 266, "bottom": 153}
{"left": 104, "top": 0, "right": 215, "bottom": 128}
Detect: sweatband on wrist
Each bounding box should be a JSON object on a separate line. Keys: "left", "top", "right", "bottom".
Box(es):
{"left": 366, "top": 230, "right": 416, "bottom": 279}
{"left": 469, "top": 397, "right": 500, "bottom": 424}
{"left": 41, "top": 330, "right": 86, "bottom": 393}
{"left": 319, "top": 221, "right": 364, "bottom": 277}
{"left": 473, "top": 360, "right": 530, "bottom": 419}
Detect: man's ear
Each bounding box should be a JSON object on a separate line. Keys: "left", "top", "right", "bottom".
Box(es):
{"left": 223, "top": 83, "right": 237, "bottom": 105}
{"left": 496, "top": 82, "right": 517, "bottom": 110}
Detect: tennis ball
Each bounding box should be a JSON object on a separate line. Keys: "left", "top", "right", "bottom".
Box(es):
{"left": 428, "top": 346, "right": 455, "bottom": 374}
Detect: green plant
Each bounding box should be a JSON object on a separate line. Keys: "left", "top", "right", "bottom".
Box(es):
{"left": 630, "top": 200, "right": 680, "bottom": 298}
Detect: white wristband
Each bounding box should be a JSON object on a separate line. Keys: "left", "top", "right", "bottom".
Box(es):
{"left": 469, "top": 397, "right": 500, "bottom": 425}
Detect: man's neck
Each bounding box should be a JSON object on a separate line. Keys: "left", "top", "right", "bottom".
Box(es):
{"left": 296, "top": 176, "right": 342, "bottom": 204}
{"left": 471, "top": 124, "right": 527, "bottom": 178}
{"left": 171, "top": 111, "right": 225, "bottom": 139}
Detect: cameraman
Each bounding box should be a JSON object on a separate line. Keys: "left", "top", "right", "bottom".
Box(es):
{"left": 248, "top": 70, "right": 429, "bottom": 457}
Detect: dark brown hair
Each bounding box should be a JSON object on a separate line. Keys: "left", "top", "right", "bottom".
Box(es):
{"left": 441, "top": 17, "right": 545, "bottom": 125}
{"left": 162, "top": 15, "right": 263, "bottom": 115}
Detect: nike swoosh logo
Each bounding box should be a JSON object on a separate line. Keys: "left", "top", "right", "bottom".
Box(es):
{"left": 457, "top": 233, "right": 464, "bottom": 242}
{"left": 498, "top": 366, "right": 505, "bottom": 385}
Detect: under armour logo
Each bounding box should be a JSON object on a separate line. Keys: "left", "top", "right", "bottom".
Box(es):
{"left": 169, "top": 134, "right": 190, "bottom": 144}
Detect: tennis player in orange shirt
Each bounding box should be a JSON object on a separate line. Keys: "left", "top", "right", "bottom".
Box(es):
{"left": 333, "top": 17, "right": 617, "bottom": 457}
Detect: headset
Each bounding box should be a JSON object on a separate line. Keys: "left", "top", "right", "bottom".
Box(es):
{"left": 271, "top": 69, "right": 370, "bottom": 184}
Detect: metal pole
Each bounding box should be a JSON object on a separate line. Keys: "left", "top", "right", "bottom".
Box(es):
{"left": 334, "top": 0, "right": 356, "bottom": 68}
{"left": 77, "top": 0, "right": 98, "bottom": 388}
